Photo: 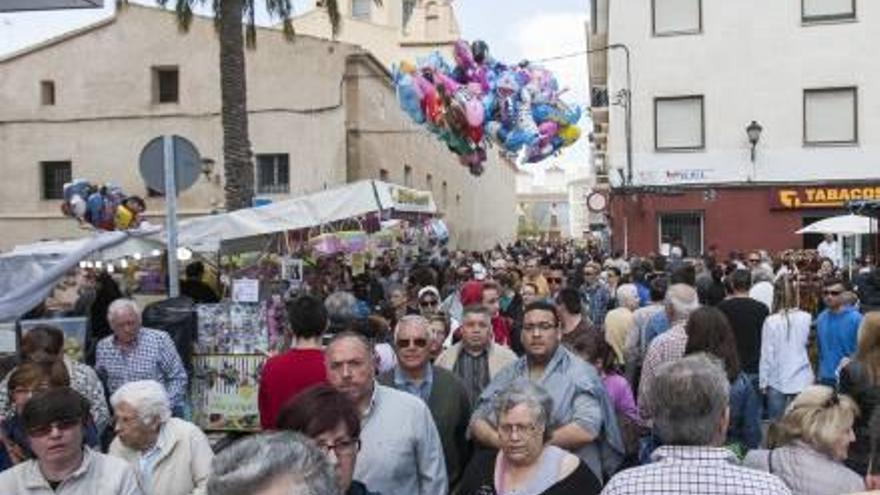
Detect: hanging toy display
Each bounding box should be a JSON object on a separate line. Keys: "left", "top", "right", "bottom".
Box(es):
{"left": 61, "top": 179, "right": 146, "bottom": 231}
{"left": 393, "top": 39, "right": 581, "bottom": 176}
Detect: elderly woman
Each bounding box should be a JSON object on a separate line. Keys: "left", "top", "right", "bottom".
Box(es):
{"left": 276, "top": 384, "right": 379, "bottom": 495}
{"left": 109, "top": 380, "right": 213, "bottom": 495}
{"left": 458, "top": 380, "right": 601, "bottom": 495}
{"left": 0, "top": 325, "right": 110, "bottom": 435}
{"left": 744, "top": 385, "right": 865, "bottom": 494}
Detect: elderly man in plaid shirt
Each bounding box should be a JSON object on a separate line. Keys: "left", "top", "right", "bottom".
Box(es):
{"left": 601, "top": 354, "right": 791, "bottom": 495}
{"left": 96, "top": 299, "right": 188, "bottom": 416}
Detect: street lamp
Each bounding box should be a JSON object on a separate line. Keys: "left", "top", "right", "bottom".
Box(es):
{"left": 746, "top": 120, "right": 763, "bottom": 163}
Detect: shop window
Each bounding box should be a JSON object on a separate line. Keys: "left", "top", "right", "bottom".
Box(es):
{"left": 41, "top": 161, "right": 72, "bottom": 200}
{"left": 652, "top": 0, "right": 702, "bottom": 36}
{"left": 802, "top": 0, "right": 855, "bottom": 22}
{"left": 804, "top": 87, "right": 857, "bottom": 145}
{"left": 655, "top": 95, "right": 704, "bottom": 151}
{"left": 256, "top": 154, "right": 290, "bottom": 194}
{"left": 351, "top": 0, "right": 371, "bottom": 19}
{"left": 658, "top": 211, "right": 703, "bottom": 256}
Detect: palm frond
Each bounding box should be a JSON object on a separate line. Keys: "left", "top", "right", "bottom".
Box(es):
{"left": 266, "top": 0, "right": 295, "bottom": 41}
{"left": 175, "top": 1, "right": 195, "bottom": 33}
{"left": 324, "top": 0, "right": 340, "bottom": 37}
{"left": 243, "top": 0, "right": 258, "bottom": 49}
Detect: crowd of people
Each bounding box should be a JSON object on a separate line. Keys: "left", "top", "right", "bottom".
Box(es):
{"left": 2, "top": 237, "right": 880, "bottom": 494}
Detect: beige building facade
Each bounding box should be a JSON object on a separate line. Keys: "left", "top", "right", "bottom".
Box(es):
{"left": 0, "top": 4, "right": 516, "bottom": 251}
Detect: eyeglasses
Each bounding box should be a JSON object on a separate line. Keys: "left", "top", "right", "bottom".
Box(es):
{"left": 546, "top": 277, "right": 562, "bottom": 283}
{"left": 824, "top": 289, "right": 843, "bottom": 296}
{"left": 27, "top": 418, "right": 81, "bottom": 438}
{"left": 498, "top": 422, "right": 541, "bottom": 438}
{"left": 396, "top": 338, "right": 429, "bottom": 349}
{"left": 419, "top": 299, "right": 439, "bottom": 307}
{"left": 317, "top": 438, "right": 361, "bottom": 457}
{"left": 748, "top": 258, "right": 761, "bottom": 263}
{"left": 522, "top": 322, "right": 556, "bottom": 333}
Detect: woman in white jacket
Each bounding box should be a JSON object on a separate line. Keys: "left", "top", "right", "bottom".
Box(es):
{"left": 760, "top": 277, "right": 814, "bottom": 421}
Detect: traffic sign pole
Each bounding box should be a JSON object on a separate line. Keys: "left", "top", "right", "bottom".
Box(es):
{"left": 163, "top": 135, "right": 180, "bottom": 298}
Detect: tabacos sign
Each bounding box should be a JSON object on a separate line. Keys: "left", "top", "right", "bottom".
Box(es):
{"left": 771, "top": 185, "right": 880, "bottom": 210}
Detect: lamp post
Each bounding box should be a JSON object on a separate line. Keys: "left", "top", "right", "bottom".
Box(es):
{"left": 746, "top": 120, "right": 763, "bottom": 163}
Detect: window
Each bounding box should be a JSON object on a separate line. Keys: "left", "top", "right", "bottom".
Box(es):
{"left": 425, "top": 2, "right": 440, "bottom": 38}
{"left": 404, "top": 165, "right": 412, "bottom": 187}
{"left": 152, "top": 66, "right": 179, "bottom": 104}
{"left": 40, "top": 80, "right": 55, "bottom": 106}
{"left": 351, "top": 0, "right": 371, "bottom": 19}
{"left": 256, "top": 154, "right": 290, "bottom": 194}
{"left": 652, "top": 0, "right": 702, "bottom": 36}
{"left": 655, "top": 95, "right": 704, "bottom": 151}
{"left": 804, "top": 87, "right": 857, "bottom": 145}
{"left": 658, "top": 212, "right": 703, "bottom": 256}
{"left": 426, "top": 173, "right": 433, "bottom": 191}
{"left": 442, "top": 181, "right": 448, "bottom": 209}
{"left": 402, "top": 0, "right": 416, "bottom": 26}
{"left": 379, "top": 168, "right": 389, "bottom": 181}
{"left": 802, "top": 0, "right": 855, "bottom": 22}
{"left": 41, "top": 161, "right": 71, "bottom": 200}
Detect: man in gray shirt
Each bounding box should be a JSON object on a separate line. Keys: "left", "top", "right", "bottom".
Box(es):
{"left": 326, "top": 332, "right": 448, "bottom": 495}
{"left": 470, "top": 300, "right": 625, "bottom": 481}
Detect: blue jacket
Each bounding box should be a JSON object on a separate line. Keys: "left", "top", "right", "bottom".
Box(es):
{"left": 817, "top": 306, "right": 863, "bottom": 381}
{"left": 727, "top": 372, "right": 762, "bottom": 451}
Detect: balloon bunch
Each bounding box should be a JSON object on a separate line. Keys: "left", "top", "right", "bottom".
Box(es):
{"left": 61, "top": 178, "right": 146, "bottom": 231}
{"left": 394, "top": 39, "right": 581, "bottom": 176}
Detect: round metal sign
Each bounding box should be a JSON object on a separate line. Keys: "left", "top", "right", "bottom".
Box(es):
{"left": 138, "top": 135, "right": 201, "bottom": 195}
{"left": 587, "top": 192, "right": 609, "bottom": 213}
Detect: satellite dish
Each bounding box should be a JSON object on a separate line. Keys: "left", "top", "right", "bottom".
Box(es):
{"left": 138, "top": 135, "right": 201, "bottom": 195}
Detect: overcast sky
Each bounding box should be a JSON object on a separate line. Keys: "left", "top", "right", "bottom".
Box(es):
{"left": 0, "top": 1, "right": 590, "bottom": 178}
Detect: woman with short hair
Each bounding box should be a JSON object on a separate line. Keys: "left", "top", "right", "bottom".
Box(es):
{"left": 275, "top": 384, "right": 378, "bottom": 495}
{"left": 458, "top": 380, "right": 602, "bottom": 495}
{"left": 744, "top": 385, "right": 864, "bottom": 494}
{"left": 108, "top": 380, "right": 213, "bottom": 495}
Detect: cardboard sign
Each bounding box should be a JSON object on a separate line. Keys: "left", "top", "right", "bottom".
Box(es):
{"left": 232, "top": 278, "right": 259, "bottom": 303}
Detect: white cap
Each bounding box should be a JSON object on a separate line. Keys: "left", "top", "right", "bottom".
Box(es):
{"left": 472, "top": 263, "right": 487, "bottom": 281}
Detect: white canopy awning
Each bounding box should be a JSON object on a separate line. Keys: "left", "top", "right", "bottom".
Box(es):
{"left": 796, "top": 214, "right": 879, "bottom": 235}
{"left": 158, "top": 180, "right": 436, "bottom": 251}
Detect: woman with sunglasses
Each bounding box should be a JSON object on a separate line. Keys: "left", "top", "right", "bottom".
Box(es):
{"left": 276, "top": 384, "right": 379, "bottom": 495}
{"left": 839, "top": 312, "right": 880, "bottom": 477}
{"left": 744, "top": 385, "right": 864, "bottom": 495}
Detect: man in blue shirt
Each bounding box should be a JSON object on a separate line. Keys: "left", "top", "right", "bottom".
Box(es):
{"left": 816, "top": 279, "right": 863, "bottom": 387}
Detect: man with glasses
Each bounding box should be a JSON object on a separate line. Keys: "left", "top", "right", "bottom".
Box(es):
{"left": 469, "top": 301, "right": 624, "bottom": 481}
{"left": 0, "top": 387, "right": 140, "bottom": 494}
{"left": 816, "top": 279, "right": 863, "bottom": 387}
{"left": 325, "top": 332, "right": 447, "bottom": 495}
{"left": 416, "top": 286, "right": 441, "bottom": 317}
{"left": 580, "top": 262, "right": 611, "bottom": 327}
{"left": 379, "top": 315, "right": 472, "bottom": 491}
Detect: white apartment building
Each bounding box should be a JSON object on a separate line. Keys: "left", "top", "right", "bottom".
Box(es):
{"left": 589, "top": 0, "right": 880, "bottom": 256}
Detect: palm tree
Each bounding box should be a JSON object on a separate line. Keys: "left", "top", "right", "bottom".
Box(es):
{"left": 146, "top": 0, "right": 346, "bottom": 210}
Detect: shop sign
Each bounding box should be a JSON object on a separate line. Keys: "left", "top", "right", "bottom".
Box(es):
{"left": 771, "top": 185, "right": 880, "bottom": 210}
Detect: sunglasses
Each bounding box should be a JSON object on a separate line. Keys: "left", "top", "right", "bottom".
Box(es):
{"left": 748, "top": 259, "right": 760, "bottom": 263}
{"left": 824, "top": 289, "right": 843, "bottom": 296}
{"left": 419, "top": 299, "right": 439, "bottom": 307}
{"left": 27, "top": 417, "right": 81, "bottom": 438}
{"left": 396, "top": 338, "right": 429, "bottom": 349}
{"left": 547, "top": 277, "right": 562, "bottom": 283}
